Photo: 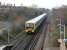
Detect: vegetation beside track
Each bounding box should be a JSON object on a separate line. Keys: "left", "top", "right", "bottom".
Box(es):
{"left": 51, "top": 5, "right": 67, "bottom": 47}
{"left": 50, "top": 16, "right": 60, "bottom": 47}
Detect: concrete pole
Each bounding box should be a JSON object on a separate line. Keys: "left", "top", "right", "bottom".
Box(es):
{"left": 64, "top": 24, "right": 65, "bottom": 50}
{"left": 60, "top": 19, "right": 61, "bottom": 39}
{"left": 8, "top": 29, "right": 9, "bottom": 43}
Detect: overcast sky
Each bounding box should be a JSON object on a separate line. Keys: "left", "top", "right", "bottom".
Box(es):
{"left": 0, "top": 0, "right": 67, "bottom": 9}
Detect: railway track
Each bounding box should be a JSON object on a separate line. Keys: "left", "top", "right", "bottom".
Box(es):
{"left": 12, "top": 35, "right": 33, "bottom": 50}
{"left": 11, "top": 31, "right": 38, "bottom": 50}
{"left": 24, "top": 30, "right": 41, "bottom": 50}
{"left": 11, "top": 32, "right": 31, "bottom": 50}
{"left": 11, "top": 27, "right": 43, "bottom": 50}
{"left": 34, "top": 24, "right": 47, "bottom": 50}
{"left": 11, "top": 32, "right": 27, "bottom": 44}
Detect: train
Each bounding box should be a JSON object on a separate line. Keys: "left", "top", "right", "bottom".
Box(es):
{"left": 25, "top": 13, "right": 47, "bottom": 33}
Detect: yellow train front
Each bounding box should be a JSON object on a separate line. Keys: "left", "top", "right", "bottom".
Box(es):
{"left": 25, "top": 23, "right": 35, "bottom": 33}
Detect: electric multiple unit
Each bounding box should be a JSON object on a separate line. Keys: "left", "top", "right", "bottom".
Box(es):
{"left": 25, "top": 13, "right": 47, "bottom": 33}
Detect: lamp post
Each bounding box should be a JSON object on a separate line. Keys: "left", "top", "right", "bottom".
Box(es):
{"left": 60, "top": 18, "right": 61, "bottom": 39}
{"left": 8, "top": 28, "right": 10, "bottom": 44}
{"left": 64, "top": 24, "right": 65, "bottom": 50}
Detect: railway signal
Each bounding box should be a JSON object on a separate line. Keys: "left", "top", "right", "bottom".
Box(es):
{"left": 61, "top": 25, "right": 64, "bottom": 35}
{"left": 59, "top": 24, "right": 65, "bottom": 39}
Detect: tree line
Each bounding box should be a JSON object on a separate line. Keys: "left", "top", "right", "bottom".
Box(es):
{"left": 52, "top": 5, "right": 67, "bottom": 25}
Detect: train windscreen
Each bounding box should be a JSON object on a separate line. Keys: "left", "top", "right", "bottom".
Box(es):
{"left": 26, "top": 23, "right": 34, "bottom": 28}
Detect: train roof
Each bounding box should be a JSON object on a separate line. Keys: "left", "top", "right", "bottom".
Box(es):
{"left": 26, "top": 13, "right": 46, "bottom": 24}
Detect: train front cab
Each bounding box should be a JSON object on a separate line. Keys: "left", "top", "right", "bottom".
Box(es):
{"left": 25, "top": 23, "right": 35, "bottom": 33}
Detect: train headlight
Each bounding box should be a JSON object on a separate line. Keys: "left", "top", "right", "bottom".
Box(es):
{"left": 26, "top": 30, "right": 28, "bottom": 32}
{"left": 32, "top": 30, "right": 34, "bottom": 32}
